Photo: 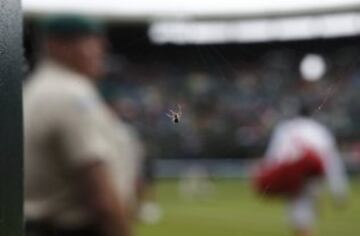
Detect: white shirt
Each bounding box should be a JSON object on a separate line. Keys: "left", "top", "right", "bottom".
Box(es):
{"left": 24, "top": 59, "right": 141, "bottom": 227}
{"left": 265, "top": 117, "right": 348, "bottom": 201}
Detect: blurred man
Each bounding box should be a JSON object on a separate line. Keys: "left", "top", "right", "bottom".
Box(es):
{"left": 254, "top": 106, "right": 348, "bottom": 236}
{"left": 24, "top": 16, "right": 133, "bottom": 236}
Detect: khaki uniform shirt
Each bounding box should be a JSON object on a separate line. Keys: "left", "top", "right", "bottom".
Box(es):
{"left": 24, "top": 60, "right": 142, "bottom": 227}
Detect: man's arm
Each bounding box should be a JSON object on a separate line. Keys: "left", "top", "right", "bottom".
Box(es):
{"left": 80, "top": 161, "right": 132, "bottom": 236}
{"left": 59, "top": 96, "right": 133, "bottom": 236}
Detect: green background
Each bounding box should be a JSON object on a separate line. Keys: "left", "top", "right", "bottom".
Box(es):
{"left": 138, "top": 179, "right": 360, "bottom": 236}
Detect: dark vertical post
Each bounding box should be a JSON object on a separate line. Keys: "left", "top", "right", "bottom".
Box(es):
{"left": 0, "top": 0, "right": 23, "bottom": 235}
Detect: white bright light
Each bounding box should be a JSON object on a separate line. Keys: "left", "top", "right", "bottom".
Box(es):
{"left": 22, "top": 0, "right": 360, "bottom": 44}
{"left": 300, "top": 54, "right": 326, "bottom": 82}
{"left": 23, "top": 0, "right": 360, "bottom": 20}
{"left": 149, "top": 13, "right": 360, "bottom": 44}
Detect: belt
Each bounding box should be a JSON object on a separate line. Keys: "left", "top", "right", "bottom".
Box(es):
{"left": 25, "top": 220, "right": 102, "bottom": 236}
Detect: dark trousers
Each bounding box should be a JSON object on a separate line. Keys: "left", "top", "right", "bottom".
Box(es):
{"left": 26, "top": 221, "right": 102, "bottom": 236}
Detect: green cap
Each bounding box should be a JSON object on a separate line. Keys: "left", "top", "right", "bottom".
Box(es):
{"left": 40, "top": 15, "right": 104, "bottom": 37}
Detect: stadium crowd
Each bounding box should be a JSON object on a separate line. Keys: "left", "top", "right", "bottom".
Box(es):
{"left": 101, "top": 47, "right": 360, "bottom": 160}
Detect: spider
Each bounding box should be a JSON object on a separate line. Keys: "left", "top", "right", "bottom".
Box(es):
{"left": 166, "top": 105, "right": 182, "bottom": 123}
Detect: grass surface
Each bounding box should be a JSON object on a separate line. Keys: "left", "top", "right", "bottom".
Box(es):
{"left": 137, "top": 179, "right": 360, "bottom": 236}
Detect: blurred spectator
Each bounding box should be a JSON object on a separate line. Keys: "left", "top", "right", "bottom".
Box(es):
{"left": 97, "top": 47, "right": 360, "bottom": 160}
{"left": 24, "top": 16, "right": 134, "bottom": 236}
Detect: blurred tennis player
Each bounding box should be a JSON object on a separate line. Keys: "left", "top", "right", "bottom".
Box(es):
{"left": 254, "top": 106, "right": 349, "bottom": 236}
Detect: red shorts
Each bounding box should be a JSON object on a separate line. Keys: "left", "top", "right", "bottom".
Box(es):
{"left": 254, "top": 149, "right": 325, "bottom": 198}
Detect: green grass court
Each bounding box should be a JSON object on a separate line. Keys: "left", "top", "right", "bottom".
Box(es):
{"left": 137, "top": 179, "right": 360, "bottom": 236}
